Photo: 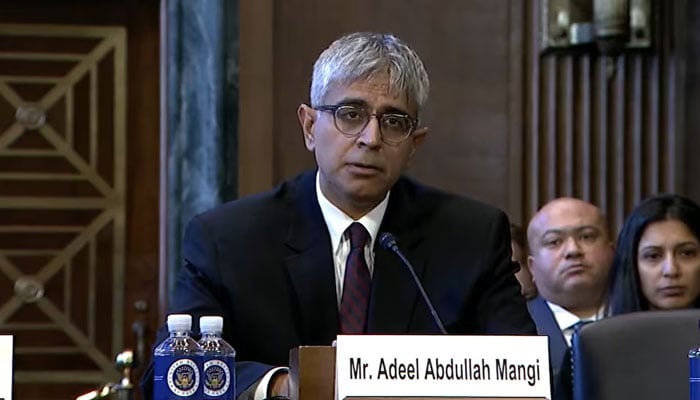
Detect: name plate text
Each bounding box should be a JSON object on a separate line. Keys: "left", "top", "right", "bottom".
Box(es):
{"left": 335, "top": 335, "right": 550, "bottom": 399}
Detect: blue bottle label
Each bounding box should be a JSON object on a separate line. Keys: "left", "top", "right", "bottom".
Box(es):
{"left": 168, "top": 359, "right": 200, "bottom": 396}
{"left": 691, "top": 357, "right": 700, "bottom": 399}
{"left": 154, "top": 356, "right": 201, "bottom": 399}
{"left": 203, "top": 359, "right": 232, "bottom": 397}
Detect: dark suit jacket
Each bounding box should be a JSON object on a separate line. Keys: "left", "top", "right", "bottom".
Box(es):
{"left": 142, "top": 170, "right": 536, "bottom": 399}
{"left": 527, "top": 296, "right": 571, "bottom": 400}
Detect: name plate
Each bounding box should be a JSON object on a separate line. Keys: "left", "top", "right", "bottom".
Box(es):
{"left": 0, "top": 335, "right": 12, "bottom": 400}
{"left": 335, "top": 335, "right": 550, "bottom": 400}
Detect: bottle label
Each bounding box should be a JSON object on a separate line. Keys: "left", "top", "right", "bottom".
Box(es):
{"left": 155, "top": 356, "right": 201, "bottom": 399}
{"left": 692, "top": 357, "right": 700, "bottom": 400}
{"left": 167, "top": 358, "right": 200, "bottom": 396}
{"left": 203, "top": 359, "right": 231, "bottom": 397}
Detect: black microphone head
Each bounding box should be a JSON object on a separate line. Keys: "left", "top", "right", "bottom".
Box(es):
{"left": 379, "top": 232, "right": 398, "bottom": 251}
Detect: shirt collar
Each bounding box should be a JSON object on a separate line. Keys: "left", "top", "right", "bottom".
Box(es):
{"left": 546, "top": 301, "right": 604, "bottom": 331}
{"left": 315, "top": 171, "right": 389, "bottom": 252}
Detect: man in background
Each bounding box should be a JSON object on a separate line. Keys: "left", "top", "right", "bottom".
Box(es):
{"left": 526, "top": 197, "right": 614, "bottom": 399}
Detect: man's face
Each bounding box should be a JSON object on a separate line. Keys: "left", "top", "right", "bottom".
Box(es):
{"left": 297, "top": 74, "right": 427, "bottom": 218}
{"left": 528, "top": 199, "right": 614, "bottom": 303}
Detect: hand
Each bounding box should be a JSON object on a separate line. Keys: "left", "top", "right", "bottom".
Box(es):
{"left": 268, "top": 370, "right": 290, "bottom": 398}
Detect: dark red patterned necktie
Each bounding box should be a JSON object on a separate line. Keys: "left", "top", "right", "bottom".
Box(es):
{"left": 339, "top": 222, "right": 371, "bottom": 334}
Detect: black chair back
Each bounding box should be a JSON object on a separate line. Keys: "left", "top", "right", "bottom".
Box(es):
{"left": 572, "top": 309, "right": 700, "bottom": 400}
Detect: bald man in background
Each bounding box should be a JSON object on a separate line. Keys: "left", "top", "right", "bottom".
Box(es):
{"left": 526, "top": 198, "right": 614, "bottom": 400}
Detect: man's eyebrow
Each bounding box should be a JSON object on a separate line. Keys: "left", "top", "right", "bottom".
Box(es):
{"left": 334, "top": 97, "right": 367, "bottom": 106}
{"left": 576, "top": 225, "right": 602, "bottom": 232}
{"left": 333, "top": 98, "right": 411, "bottom": 116}
{"left": 382, "top": 105, "right": 411, "bottom": 115}
{"left": 540, "top": 229, "right": 563, "bottom": 237}
{"left": 541, "top": 226, "right": 600, "bottom": 236}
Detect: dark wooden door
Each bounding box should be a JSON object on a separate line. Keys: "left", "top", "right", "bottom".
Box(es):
{"left": 0, "top": 1, "right": 160, "bottom": 399}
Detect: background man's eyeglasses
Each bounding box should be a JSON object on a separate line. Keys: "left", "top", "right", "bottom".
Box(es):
{"left": 315, "top": 104, "right": 417, "bottom": 145}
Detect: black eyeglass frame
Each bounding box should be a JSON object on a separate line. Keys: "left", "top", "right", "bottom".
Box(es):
{"left": 314, "top": 104, "right": 418, "bottom": 145}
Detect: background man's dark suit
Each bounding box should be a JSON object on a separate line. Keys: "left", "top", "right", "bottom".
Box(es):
{"left": 527, "top": 296, "right": 571, "bottom": 400}
{"left": 142, "top": 170, "right": 536, "bottom": 398}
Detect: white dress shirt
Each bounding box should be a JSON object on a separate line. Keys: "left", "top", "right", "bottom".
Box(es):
{"left": 546, "top": 301, "right": 604, "bottom": 346}
{"left": 315, "top": 173, "right": 388, "bottom": 306}
{"left": 253, "top": 172, "right": 389, "bottom": 399}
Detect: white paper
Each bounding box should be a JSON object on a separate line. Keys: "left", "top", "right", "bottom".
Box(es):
{"left": 0, "top": 335, "right": 12, "bottom": 400}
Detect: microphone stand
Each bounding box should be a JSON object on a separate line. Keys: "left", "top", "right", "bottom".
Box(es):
{"left": 380, "top": 233, "right": 447, "bottom": 335}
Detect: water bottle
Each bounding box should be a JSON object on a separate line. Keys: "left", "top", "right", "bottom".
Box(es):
{"left": 691, "top": 320, "right": 700, "bottom": 399}
{"left": 153, "top": 314, "right": 203, "bottom": 399}
{"left": 199, "top": 316, "right": 236, "bottom": 400}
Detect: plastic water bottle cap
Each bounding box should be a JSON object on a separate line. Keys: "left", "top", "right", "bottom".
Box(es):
{"left": 199, "top": 316, "right": 224, "bottom": 333}
{"left": 167, "top": 314, "right": 192, "bottom": 332}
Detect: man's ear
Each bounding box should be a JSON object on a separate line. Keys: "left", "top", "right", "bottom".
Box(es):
{"left": 298, "top": 104, "right": 317, "bottom": 151}
{"left": 527, "top": 255, "right": 536, "bottom": 282}
{"left": 404, "top": 127, "right": 428, "bottom": 163}
{"left": 410, "top": 126, "right": 429, "bottom": 149}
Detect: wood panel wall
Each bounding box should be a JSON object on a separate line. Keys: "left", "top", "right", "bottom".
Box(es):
{"left": 239, "top": 1, "right": 524, "bottom": 215}
{"left": 0, "top": 1, "right": 160, "bottom": 398}
{"left": 522, "top": 0, "right": 687, "bottom": 232}
{"left": 686, "top": 0, "right": 700, "bottom": 203}
{"left": 240, "top": 1, "right": 694, "bottom": 235}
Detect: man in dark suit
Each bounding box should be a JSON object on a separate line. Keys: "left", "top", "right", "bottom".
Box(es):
{"left": 526, "top": 198, "right": 614, "bottom": 400}
{"left": 142, "top": 32, "right": 535, "bottom": 400}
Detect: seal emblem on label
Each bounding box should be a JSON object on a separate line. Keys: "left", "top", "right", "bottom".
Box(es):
{"left": 167, "top": 358, "right": 200, "bottom": 396}
{"left": 203, "top": 359, "right": 230, "bottom": 396}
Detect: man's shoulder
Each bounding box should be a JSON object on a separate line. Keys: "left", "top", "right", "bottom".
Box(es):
{"left": 195, "top": 170, "right": 314, "bottom": 227}
{"left": 394, "top": 176, "right": 504, "bottom": 220}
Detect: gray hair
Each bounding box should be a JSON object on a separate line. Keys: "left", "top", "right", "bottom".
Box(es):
{"left": 310, "top": 32, "right": 430, "bottom": 116}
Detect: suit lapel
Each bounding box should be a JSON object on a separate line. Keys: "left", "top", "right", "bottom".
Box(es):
{"left": 527, "top": 297, "right": 568, "bottom": 372}
{"left": 284, "top": 172, "right": 338, "bottom": 345}
{"left": 367, "top": 178, "right": 426, "bottom": 333}
{"left": 283, "top": 174, "right": 429, "bottom": 337}
{"left": 368, "top": 230, "right": 424, "bottom": 333}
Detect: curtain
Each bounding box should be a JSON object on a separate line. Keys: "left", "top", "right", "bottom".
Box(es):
{"left": 164, "top": 0, "right": 239, "bottom": 305}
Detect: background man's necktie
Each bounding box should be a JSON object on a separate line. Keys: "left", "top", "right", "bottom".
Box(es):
{"left": 571, "top": 319, "right": 594, "bottom": 338}
{"left": 339, "top": 222, "right": 371, "bottom": 334}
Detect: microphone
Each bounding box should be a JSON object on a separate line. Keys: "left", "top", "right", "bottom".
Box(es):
{"left": 379, "top": 232, "right": 447, "bottom": 334}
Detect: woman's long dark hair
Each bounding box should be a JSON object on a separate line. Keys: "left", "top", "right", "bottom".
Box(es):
{"left": 606, "top": 194, "right": 700, "bottom": 316}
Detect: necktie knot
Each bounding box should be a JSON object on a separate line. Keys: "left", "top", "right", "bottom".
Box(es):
{"left": 347, "top": 222, "right": 370, "bottom": 250}
{"left": 571, "top": 319, "right": 594, "bottom": 332}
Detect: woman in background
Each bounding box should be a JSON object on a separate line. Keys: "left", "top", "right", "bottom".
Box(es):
{"left": 607, "top": 194, "right": 700, "bottom": 315}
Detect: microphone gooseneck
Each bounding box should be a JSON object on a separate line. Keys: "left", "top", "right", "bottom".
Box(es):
{"left": 379, "top": 232, "right": 447, "bottom": 335}
{"left": 379, "top": 232, "right": 399, "bottom": 252}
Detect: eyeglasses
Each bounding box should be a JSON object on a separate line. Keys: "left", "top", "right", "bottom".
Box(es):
{"left": 315, "top": 104, "right": 417, "bottom": 145}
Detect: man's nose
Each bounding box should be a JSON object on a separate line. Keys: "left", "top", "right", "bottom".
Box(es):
{"left": 356, "top": 115, "right": 382, "bottom": 147}
{"left": 563, "top": 236, "right": 583, "bottom": 258}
